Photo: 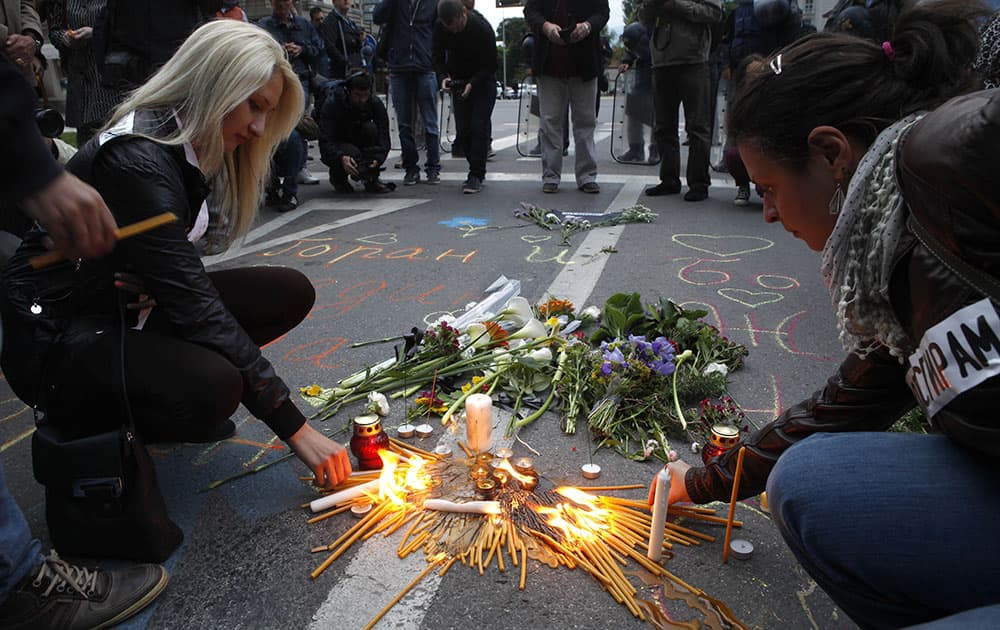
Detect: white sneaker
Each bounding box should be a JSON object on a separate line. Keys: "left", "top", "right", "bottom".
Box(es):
{"left": 297, "top": 167, "right": 320, "bottom": 185}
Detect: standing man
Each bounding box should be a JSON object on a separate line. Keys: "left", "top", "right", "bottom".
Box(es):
{"left": 641, "top": 0, "right": 723, "bottom": 202}
{"left": 524, "top": 0, "right": 609, "bottom": 194}
{"left": 258, "top": 0, "right": 323, "bottom": 211}
{"left": 433, "top": 0, "right": 496, "bottom": 194}
{"left": 373, "top": 0, "right": 441, "bottom": 186}
{"left": 319, "top": 0, "right": 362, "bottom": 80}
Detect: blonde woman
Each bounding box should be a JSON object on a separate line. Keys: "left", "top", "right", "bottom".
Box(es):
{"left": 2, "top": 20, "right": 351, "bottom": 489}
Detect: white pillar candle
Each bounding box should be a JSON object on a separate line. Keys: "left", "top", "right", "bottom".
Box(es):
{"left": 309, "top": 479, "right": 380, "bottom": 513}
{"left": 465, "top": 393, "right": 493, "bottom": 453}
{"left": 423, "top": 499, "right": 501, "bottom": 515}
{"left": 647, "top": 466, "right": 671, "bottom": 561}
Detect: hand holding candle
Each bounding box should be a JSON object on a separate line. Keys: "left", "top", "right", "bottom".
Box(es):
{"left": 647, "top": 466, "right": 671, "bottom": 561}
{"left": 465, "top": 393, "right": 493, "bottom": 453}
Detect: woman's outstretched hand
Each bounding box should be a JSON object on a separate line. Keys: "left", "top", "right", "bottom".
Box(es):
{"left": 286, "top": 423, "right": 352, "bottom": 488}
{"left": 647, "top": 460, "right": 693, "bottom": 506}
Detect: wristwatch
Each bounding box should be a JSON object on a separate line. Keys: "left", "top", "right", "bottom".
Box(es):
{"left": 28, "top": 32, "right": 43, "bottom": 54}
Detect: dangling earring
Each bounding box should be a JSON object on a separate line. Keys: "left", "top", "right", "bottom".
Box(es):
{"left": 829, "top": 182, "right": 845, "bottom": 215}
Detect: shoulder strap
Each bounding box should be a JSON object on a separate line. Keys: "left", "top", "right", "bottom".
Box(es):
{"left": 907, "top": 214, "right": 1000, "bottom": 306}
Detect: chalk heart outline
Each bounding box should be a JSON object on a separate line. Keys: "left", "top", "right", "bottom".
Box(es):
{"left": 357, "top": 233, "right": 398, "bottom": 245}
{"left": 521, "top": 234, "right": 552, "bottom": 244}
{"left": 672, "top": 234, "right": 773, "bottom": 257}
{"left": 718, "top": 288, "right": 784, "bottom": 308}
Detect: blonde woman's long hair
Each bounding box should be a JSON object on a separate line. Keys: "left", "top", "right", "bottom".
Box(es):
{"left": 104, "top": 19, "right": 303, "bottom": 240}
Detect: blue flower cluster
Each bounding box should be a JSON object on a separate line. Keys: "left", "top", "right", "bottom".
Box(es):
{"left": 599, "top": 335, "right": 676, "bottom": 377}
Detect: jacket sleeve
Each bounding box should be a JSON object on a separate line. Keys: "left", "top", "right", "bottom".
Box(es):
{"left": 20, "top": 0, "right": 44, "bottom": 40}
{"left": 471, "top": 16, "right": 498, "bottom": 89}
{"left": 299, "top": 20, "right": 322, "bottom": 64}
{"left": 0, "top": 57, "right": 63, "bottom": 207}
{"left": 318, "top": 93, "right": 343, "bottom": 165}
{"left": 668, "top": 0, "right": 723, "bottom": 24}
{"left": 320, "top": 16, "right": 347, "bottom": 72}
{"left": 523, "top": 0, "right": 547, "bottom": 35}
{"left": 373, "top": 97, "right": 391, "bottom": 164}
{"left": 431, "top": 22, "right": 448, "bottom": 80}
{"left": 583, "top": 0, "right": 610, "bottom": 33}
{"left": 372, "top": 0, "right": 394, "bottom": 26}
{"left": 686, "top": 347, "right": 915, "bottom": 504}
{"left": 90, "top": 139, "right": 305, "bottom": 439}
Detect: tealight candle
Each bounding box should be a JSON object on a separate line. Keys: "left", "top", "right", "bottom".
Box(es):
{"left": 494, "top": 447, "right": 514, "bottom": 460}
{"left": 519, "top": 472, "right": 539, "bottom": 492}
{"left": 729, "top": 539, "right": 754, "bottom": 560}
{"left": 580, "top": 463, "right": 601, "bottom": 480}
{"left": 513, "top": 457, "right": 534, "bottom": 474}
{"left": 491, "top": 469, "right": 510, "bottom": 486}
{"left": 415, "top": 423, "right": 433, "bottom": 439}
{"left": 350, "top": 502, "right": 373, "bottom": 519}
{"left": 396, "top": 424, "right": 415, "bottom": 439}
{"left": 465, "top": 393, "right": 493, "bottom": 453}
{"left": 433, "top": 444, "right": 453, "bottom": 458}
{"left": 476, "top": 478, "right": 497, "bottom": 499}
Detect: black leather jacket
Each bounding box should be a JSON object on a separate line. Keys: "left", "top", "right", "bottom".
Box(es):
{"left": 1, "top": 110, "right": 305, "bottom": 440}
{"left": 688, "top": 89, "right": 1000, "bottom": 503}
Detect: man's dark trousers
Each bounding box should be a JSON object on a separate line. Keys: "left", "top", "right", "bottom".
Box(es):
{"left": 653, "top": 63, "right": 712, "bottom": 193}
{"left": 451, "top": 80, "right": 496, "bottom": 180}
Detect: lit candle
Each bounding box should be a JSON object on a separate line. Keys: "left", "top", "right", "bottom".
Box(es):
{"left": 495, "top": 447, "right": 514, "bottom": 460}
{"left": 423, "top": 499, "right": 501, "bottom": 514}
{"left": 465, "top": 394, "right": 493, "bottom": 453}
{"left": 513, "top": 457, "right": 534, "bottom": 474}
{"left": 647, "top": 466, "right": 671, "bottom": 561}
{"left": 433, "top": 444, "right": 453, "bottom": 458}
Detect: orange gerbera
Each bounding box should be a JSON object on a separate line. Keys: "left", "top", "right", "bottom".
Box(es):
{"left": 483, "top": 320, "right": 509, "bottom": 347}
{"left": 537, "top": 298, "right": 575, "bottom": 318}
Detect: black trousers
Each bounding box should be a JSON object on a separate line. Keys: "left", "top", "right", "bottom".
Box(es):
{"left": 652, "top": 63, "right": 712, "bottom": 193}
{"left": 451, "top": 80, "right": 496, "bottom": 180}
{"left": 2, "top": 267, "right": 314, "bottom": 441}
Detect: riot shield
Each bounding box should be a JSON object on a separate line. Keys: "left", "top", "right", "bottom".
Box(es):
{"left": 439, "top": 90, "right": 456, "bottom": 154}
{"left": 610, "top": 71, "right": 658, "bottom": 165}
{"left": 710, "top": 77, "right": 728, "bottom": 172}
{"left": 515, "top": 77, "right": 540, "bottom": 158}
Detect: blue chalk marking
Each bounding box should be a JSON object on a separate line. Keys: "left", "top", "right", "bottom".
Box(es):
{"left": 439, "top": 217, "right": 490, "bottom": 228}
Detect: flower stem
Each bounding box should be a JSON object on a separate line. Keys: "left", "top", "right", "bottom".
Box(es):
{"left": 671, "top": 350, "right": 694, "bottom": 430}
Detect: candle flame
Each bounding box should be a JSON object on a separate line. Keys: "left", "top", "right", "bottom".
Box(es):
{"left": 374, "top": 450, "right": 432, "bottom": 505}
{"left": 496, "top": 458, "right": 535, "bottom": 486}
{"left": 555, "top": 486, "right": 599, "bottom": 506}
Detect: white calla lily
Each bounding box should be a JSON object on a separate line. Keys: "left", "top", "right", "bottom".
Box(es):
{"left": 509, "top": 317, "right": 546, "bottom": 340}
{"left": 466, "top": 322, "right": 490, "bottom": 348}
{"left": 498, "top": 296, "right": 533, "bottom": 327}
{"left": 581, "top": 305, "right": 601, "bottom": 320}
{"left": 519, "top": 346, "right": 553, "bottom": 368}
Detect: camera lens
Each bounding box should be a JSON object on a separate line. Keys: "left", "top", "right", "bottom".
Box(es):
{"left": 34, "top": 108, "right": 65, "bottom": 139}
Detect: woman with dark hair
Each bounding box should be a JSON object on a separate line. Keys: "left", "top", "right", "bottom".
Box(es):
{"left": 656, "top": 1, "right": 1000, "bottom": 627}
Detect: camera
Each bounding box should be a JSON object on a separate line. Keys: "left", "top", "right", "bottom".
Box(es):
{"left": 559, "top": 27, "right": 574, "bottom": 43}
{"left": 35, "top": 108, "right": 65, "bottom": 139}
{"left": 355, "top": 161, "right": 385, "bottom": 182}
{"left": 446, "top": 78, "right": 467, "bottom": 94}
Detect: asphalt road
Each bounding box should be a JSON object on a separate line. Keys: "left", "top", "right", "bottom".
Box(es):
{"left": 1, "top": 98, "right": 860, "bottom": 629}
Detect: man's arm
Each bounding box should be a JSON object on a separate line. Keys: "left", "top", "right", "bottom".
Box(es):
{"left": 431, "top": 21, "right": 448, "bottom": 81}
{"left": 669, "top": 0, "right": 723, "bottom": 24}
{"left": 0, "top": 57, "right": 116, "bottom": 259}
{"left": 19, "top": 0, "right": 44, "bottom": 40}
{"left": 582, "top": 0, "right": 610, "bottom": 34}
{"left": 372, "top": 0, "right": 395, "bottom": 26}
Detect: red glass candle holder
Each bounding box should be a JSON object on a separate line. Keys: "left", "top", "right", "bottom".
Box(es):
{"left": 350, "top": 414, "right": 390, "bottom": 470}
{"left": 701, "top": 424, "right": 740, "bottom": 465}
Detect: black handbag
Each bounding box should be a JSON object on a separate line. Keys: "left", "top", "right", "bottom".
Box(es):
{"left": 24, "top": 276, "right": 184, "bottom": 563}
{"left": 31, "top": 419, "right": 183, "bottom": 563}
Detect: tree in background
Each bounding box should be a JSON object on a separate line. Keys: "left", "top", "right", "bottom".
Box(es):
{"left": 495, "top": 17, "right": 529, "bottom": 89}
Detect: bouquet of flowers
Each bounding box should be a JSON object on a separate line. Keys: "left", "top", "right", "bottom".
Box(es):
{"left": 300, "top": 286, "right": 749, "bottom": 463}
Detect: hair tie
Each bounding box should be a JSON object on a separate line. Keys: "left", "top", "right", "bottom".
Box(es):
{"left": 882, "top": 41, "right": 895, "bottom": 61}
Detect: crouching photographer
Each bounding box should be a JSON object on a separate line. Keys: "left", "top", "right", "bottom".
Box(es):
{"left": 318, "top": 71, "right": 394, "bottom": 194}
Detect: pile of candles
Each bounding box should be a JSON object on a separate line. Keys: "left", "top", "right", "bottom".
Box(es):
{"left": 303, "top": 434, "right": 746, "bottom": 629}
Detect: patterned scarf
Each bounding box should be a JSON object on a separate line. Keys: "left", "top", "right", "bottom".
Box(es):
{"left": 820, "top": 113, "right": 924, "bottom": 360}
{"left": 976, "top": 12, "right": 1000, "bottom": 89}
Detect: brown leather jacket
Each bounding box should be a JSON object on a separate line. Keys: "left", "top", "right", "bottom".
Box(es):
{"left": 688, "top": 89, "right": 1000, "bottom": 504}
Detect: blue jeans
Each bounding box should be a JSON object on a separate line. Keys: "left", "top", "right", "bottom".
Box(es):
{"left": 389, "top": 71, "right": 439, "bottom": 174}
{"left": 768, "top": 432, "right": 1000, "bottom": 629}
{"left": 271, "top": 129, "right": 306, "bottom": 197}
{"left": 0, "top": 460, "right": 42, "bottom": 603}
